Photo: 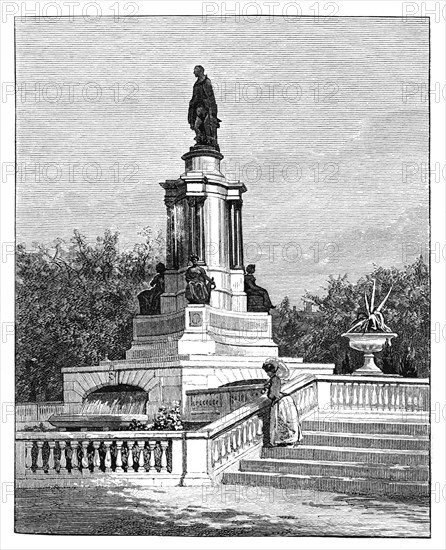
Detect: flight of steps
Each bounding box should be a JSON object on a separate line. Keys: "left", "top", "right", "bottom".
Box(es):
{"left": 222, "top": 412, "right": 430, "bottom": 498}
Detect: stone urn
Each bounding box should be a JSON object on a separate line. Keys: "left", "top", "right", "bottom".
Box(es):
{"left": 342, "top": 332, "right": 398, "bottom": 375}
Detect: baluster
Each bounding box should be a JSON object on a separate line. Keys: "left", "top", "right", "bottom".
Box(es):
{"left": 401, "top": 385, "right": 406, "bottom": 409}
{"left": 379, "top": 384, "right": 384, "bottom": 408}
{"left": 81, "top": 441, "right": 89, "bottom": 469}
{"left": 334, "top": 384, "right": 340, "bottom": 408}
{"left": 370, "top": 385, "right": 376, "bottom": 407}
{"left": 138, "top": 441, "right": 146, "bottom": 472}
{"left": 236, "top": 426, "right": 242, "bottom": 450}
{"left": 244, "top": 421, "right": 250, "bottom": 444}
{"left": 384, "top": 384, "right": 390, "bottom": 410}
{"left": 220, "top": 436, "right": 226, "bottom": 460}
{"left": 115, "top": 441, "right": 123, "bottom": 473}
{"left": 413, "top": 388, "right": 419, "bottom": 411}
{"left": 232, "top": 428, "right": 238, "bottom": 451}
{"left": 226, "top": 433, "right": 232, "bottom": 456}
{"left": 379, "top": 384, "right": 385, "bottom": 410}
{"left": 92, "top": 442, "right": 101, "bottom": 471}
{"left": 257, "top": 417, "right": 263, "bottom": 440}
{"left": 104, "top": 441, "right": 112, "bottom": 471}
{"left": 127, "top": 442, "right": 134, "bottom": 470}
{"left": 335, "top": 383, "right": 341, "bottom": 408}
{"left": 160, "top": 441, "right": 169, "bottom": 472}
{"left": 71, "top": 441, "right": 79, "bottom": 471}
{"left": 389, "top": 384, "right": 394, "bottom": 410}
{"left": 36, "top": 441, "right": 44, "bottom": 472}
{"left": 243, "top": 423, "right": 249, "bottom": 448}
{"left": 25, "top": 442, "right": 33, "bottom": 470}
{"left": 212, "top": 440, "right": 219, "bottom": 466}
{"left": 355, "top": 383, "right": 360, "bottom": 409}
{"left": 357, "top": 384, "right": 362, "bottom": 408}
{"left": 404, "top": 386, "right": 410, "bottom": 411}
{"left": 59, "top": 441, "right": 67, "bottom": 472}
{"left": 376, "top": 384, "right": 381, "bottom": 409}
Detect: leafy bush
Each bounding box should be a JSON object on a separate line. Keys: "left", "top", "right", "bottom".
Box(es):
{"left": 22, "top": 422, "right": 55, "bottom": 432}
{"left": 126, "top": 402, "right": 183, "bottom": 432}
{"left": 152, "top": 402, "right": 183, "bottom": 431}
{"left": 16, "top": 228, "right": 164, "bottom": 401}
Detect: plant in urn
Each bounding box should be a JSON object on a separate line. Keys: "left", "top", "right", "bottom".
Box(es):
{"left": 342, "top": 280, "right": 397, "bottom": 375}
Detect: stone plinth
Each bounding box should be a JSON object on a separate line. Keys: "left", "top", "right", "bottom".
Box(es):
{"left": 160, "top": 146, "right": 247, "bottom": 314}
{"left": 128, "top": 304, "right": 278, "bottom": 358}
{"left": 61, "top": 352, "right": 334, "bottom": 422}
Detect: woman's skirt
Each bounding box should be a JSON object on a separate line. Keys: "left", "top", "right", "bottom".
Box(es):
{"left": 270, "top": 396, "right": 303, "bottom": 446}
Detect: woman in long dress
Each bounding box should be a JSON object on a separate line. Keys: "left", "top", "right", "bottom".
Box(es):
{"left": 137, "top": 262, "right": 166, "bottom": 315}
{"left": 244, "top": 264, "right": 275, "bottom": 312}
{"left": 262, "top": 358, "right": 303, "bottom": 447}
{"left": 185, "top": 254, "right": 216, "bottom": 304}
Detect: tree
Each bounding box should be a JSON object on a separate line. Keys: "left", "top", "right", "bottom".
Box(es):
{"left": 273, "top": 257, "right": 429, "bottom": 377}
{"left": 16, "top": 228, "right": 164, "bottom": 401}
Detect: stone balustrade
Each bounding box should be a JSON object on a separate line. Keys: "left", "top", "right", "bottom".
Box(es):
{"left": 16, "top": 431, "right": 186, "bottom": 486}
{"left": 185, "top": 382, "right": 265, "bottom": 422}
{"left": 16, "top": 402, "right": 65, "bottom": 429}
{"left": 16, "top": 374, "right": 430, "bottom": 487}
{"left": 209, "top": 414, "right": 263, "bottom": 472}
{"left": 314, "top": 375, "right": 430, "bottom": 413}
{"left": 199, "top": 373, "right": 318, "bottom": 479}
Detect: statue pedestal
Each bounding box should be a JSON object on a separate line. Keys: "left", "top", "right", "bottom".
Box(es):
{"left": 177, "top": 304, "right": 277, "bottom": 357}
{"left": 160, "top": 146, "right": 247, "bottom": 315}
{"left": 61, "top": 144, "right": 298, "bottom": 421}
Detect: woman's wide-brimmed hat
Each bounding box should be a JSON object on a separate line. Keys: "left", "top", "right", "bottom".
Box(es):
{"left": 263, "top": 357, "right": 290, "bottom": 380}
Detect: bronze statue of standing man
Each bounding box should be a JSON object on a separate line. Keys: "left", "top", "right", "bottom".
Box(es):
{"left": 188, "top": 65, "right": 221, "bottom": 150}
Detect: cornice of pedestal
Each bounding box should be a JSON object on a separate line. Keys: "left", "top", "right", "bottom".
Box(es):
{"left": 181, "top": 145, "right": 224, "bottom": 162}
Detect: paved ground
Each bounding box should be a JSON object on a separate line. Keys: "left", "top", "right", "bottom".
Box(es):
{"left": 15, "top": 485, "right": 430, "bottom": 537}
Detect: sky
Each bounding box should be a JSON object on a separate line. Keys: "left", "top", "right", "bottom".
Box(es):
{"left": 15, "top": 16, "right": 429, "bottom": 304}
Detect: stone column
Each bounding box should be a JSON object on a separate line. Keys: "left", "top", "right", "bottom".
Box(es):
{"left": 165, "top": 198, "right": 177, "bottom": 270}
{"left": 227, "top": 202, "right": 234, "bottom": 269}
{"left": 232, "top": 202, "right": 239, "bottom": 269}
{"left": 234, "top": 201, "right": 244, "bottom": 269}
{"left": 197, "top": 197, "right": 206, "bottom": 263}
{"left": 187, "top": 197, "right": 206, "bottom": 264}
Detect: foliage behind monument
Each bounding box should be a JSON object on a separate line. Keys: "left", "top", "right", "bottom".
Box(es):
{"left": 16, "top": 229, "right": 163, "bottom": 401}
{"left": 272, "top": 257, "right": 430, "bottom": 378}
{"left": 16, "top": 235, "right": 429, "bottom": 402}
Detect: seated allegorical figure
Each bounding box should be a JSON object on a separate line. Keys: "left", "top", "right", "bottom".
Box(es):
{"left": 137, "top": 262, "right": 166, "bottom": 315}
{"left": 185, "top": 254, "right": 216, "bottom": 304}
{"left": 244, "top": 264, "right": 275, "bottom": 313}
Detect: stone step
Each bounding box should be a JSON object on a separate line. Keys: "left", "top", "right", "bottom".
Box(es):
{"left": 300, "top": 431, "right": 429, "bottom": 450}
{"left": 302, "top": 419, "right": 429, "bottom": 437}
{"left": 261, "top": 445, "right": 429, "bottom": 466}
{"left": 126, "top": 344, "right": 179, "bottom": 360}
{"left": 222, "top": 471, "right": 429, "bottom": 498}
{"left": 239, "top": 458, "right": 429, "bottom": 482}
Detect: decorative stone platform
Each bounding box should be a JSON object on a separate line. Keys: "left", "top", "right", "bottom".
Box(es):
{"left": 59, "top": 139, "right": 335, "bottom": 423}
{"left": 62, "top": 353, "right": 334, "bottom": 418}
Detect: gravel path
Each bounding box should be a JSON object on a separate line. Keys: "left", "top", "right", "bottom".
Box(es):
{"left": 15, "top": 485, "right": 430, "bottom": 537}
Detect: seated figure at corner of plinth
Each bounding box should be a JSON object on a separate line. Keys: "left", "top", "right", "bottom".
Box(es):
{"left": 137, "top": 262, "right": 166, "bottom": 315}
{"left": 244, "top": 264, "right": 275, "bottom": 313}
{"left": 185, "top": 254, "right": 216, "bottom": 305}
